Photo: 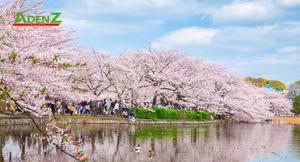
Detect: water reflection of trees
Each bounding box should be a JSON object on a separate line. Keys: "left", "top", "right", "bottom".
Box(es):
{"left": 0, "top": 132, "right": 4, "bottom": 162}
{"left": 0, "top": 123, "right": 294, "bottom": 162}
{"left": 291, "top": 125, "right": 300, "bottom": 159}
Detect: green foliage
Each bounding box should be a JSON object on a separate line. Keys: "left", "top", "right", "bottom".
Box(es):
{"left": 156, "top": 108, "right": 179, "bottom": 119}
{"left": 1, "top": 90, "right": 8, "bottom": 97}
{"left": 60, "top": 61, "right": 87, "bottom": 69}
{"left": 197, "top": 111, "right": 211, "bottom": 120}
{"left": 53, "top": 54, "right": 60, "bottom": 62}
{"left": 40, "top": 86, "right": 48, "bottom": 94}
{"left": 62, "top": 62, "right": 72, "bottom": 68}
{"left": 178, "top": 109, "right": 211, "bottom": 120}
{"left": 269, "top": 80, "right": 286, "bottom": 91}
{"left": 9, "top": 51, "right": 17, "bottom": 61}
{"left": 179, "top": 109, "right": 195, "bottom": 119}
{"left": 244, "top": 77, "right": 267, "bottom": 87}
{"left": 245, "top": 77, "right": 286, "bottom": 91}
{"left": 134, "top": 106, "right": 157, "bottom": 120}
{"left": 130, "top": 107, "right": 212, "bottom": 120}
{"left": 292, "top": 95, "right": 300, "bottom": 115}
{"left": 63, "top": 134, "right": 69, "bottom": 141}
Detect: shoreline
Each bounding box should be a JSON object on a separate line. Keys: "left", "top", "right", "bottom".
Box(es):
{"left": 0, "top": 114, "right": 219, "bottom": 125}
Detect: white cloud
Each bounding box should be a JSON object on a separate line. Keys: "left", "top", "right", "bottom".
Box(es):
{"left": 156, "top": 27, "right": 218, "bottom": 46}
{"left": 211, "top": 22, "right": 300, "bottom": 52}
{"left": 210, "top": 1, "right": 276, "bottom": 23}
{"left": 152, "top": 22, "right": 300, "bottom": 84}
{"left": 225, "top": 50, "right": 300, "bottom": 83}
{"left": 44, "top": 0, "right": 300, "bottom": 84}
{"left": 277, "top": 0, "right": 300, "bottom": 6}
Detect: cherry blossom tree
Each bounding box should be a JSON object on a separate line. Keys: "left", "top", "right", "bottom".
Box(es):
{"left": 117, "top": 48, "right": 192, "bottom": 107}
{"left": 0, "top": 1, "right": 294, "bottom": 162}
{"left": 116, "top": 47, "right": 292, "bottom": 122}
{"left": 67, "top": 48, "right": 113, "bottom": 101}
{"left": 0, "top": 0, "right": 88, "bottom": 160}
{"left": 261, "top": 88, "right": 292, "bottom": 116}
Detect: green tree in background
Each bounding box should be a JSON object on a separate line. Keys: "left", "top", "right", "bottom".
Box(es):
{"left": 269, "top": 80, "right": 286, "bottom": 91}
{"left": 292, "top": 95, "right": 300, "bottom": 115}
{"left": 244, "top": 77, "right": 267, "bottom": 87}
{"left": 244, "top": 77, "right": 286, "bottom": 91}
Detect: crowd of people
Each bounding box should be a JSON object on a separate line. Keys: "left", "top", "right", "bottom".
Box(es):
{"left": 1, "top": 96, "right": 192, "bottom": 118}
{"left": 45, "top": 99, "right": 136, "bottom": 118}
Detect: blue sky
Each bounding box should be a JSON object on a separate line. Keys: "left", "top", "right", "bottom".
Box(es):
{"left": 43, "top": 0, "right": 300, "bottom": 84}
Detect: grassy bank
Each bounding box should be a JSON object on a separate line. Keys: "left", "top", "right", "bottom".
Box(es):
{"left": 129, "top": 107, "right": 213, "bottom": 120}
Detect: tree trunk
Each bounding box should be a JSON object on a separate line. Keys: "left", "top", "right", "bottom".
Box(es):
{"left": 112, "top": 130, "right": 122, "bottom": 161}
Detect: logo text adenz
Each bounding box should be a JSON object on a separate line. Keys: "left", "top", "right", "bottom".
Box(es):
{"left": 13, "top": 12, "right": 62, "bottom": 26}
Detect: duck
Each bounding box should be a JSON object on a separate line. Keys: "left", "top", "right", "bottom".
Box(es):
{"left": 148, "top": 149, "right": 156, "bottom": 157}
{"left": 133, "top": 144, "right": 140, "bottom": 153}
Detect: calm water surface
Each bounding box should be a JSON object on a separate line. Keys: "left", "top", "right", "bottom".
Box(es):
{"left": 1, "top": 122, "right": 300, "bottom": 162}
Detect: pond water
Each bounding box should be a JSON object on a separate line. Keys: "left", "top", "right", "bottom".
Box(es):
{"left": 1, "top": 122, "right": 300, "bottom": 162}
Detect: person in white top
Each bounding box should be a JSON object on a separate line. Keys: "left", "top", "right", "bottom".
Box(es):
{"left": 114, "top": 101, "right": 120, "bottom": 115}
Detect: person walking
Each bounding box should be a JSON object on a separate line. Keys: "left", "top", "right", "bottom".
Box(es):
{"left": 114, "top": 101, "right": 120, "bottom": 116}
{"left": 69, "top": 103, "right": 77, "bottom": 116}
{"left": 105, "top": 99, "right": 112, "bottom": 115}
{"left": 62, "top": 100, "right": 68, "bottom": 115}
{"left": 98, "top": 100, "right": 105, "bottom": 115}
{"left": 56, "top": 100, "right": 62, "bottom": 115}
{"left": 111, "top": 100, "right": 116, "bottom": 115}
{"left": 81, "top": 102, "right": 89, "bottom": 115}
{"left": 50, "top": 100, "right": 55, "bottom": 115}
{"left": 100, "top": 99, "right": 106, "bottom": 115}
{"left": 76, "top": 103, "right": 81, "bottom": 115}
{"left": 86, "top": 103, "right": 90, "bottom": 114}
